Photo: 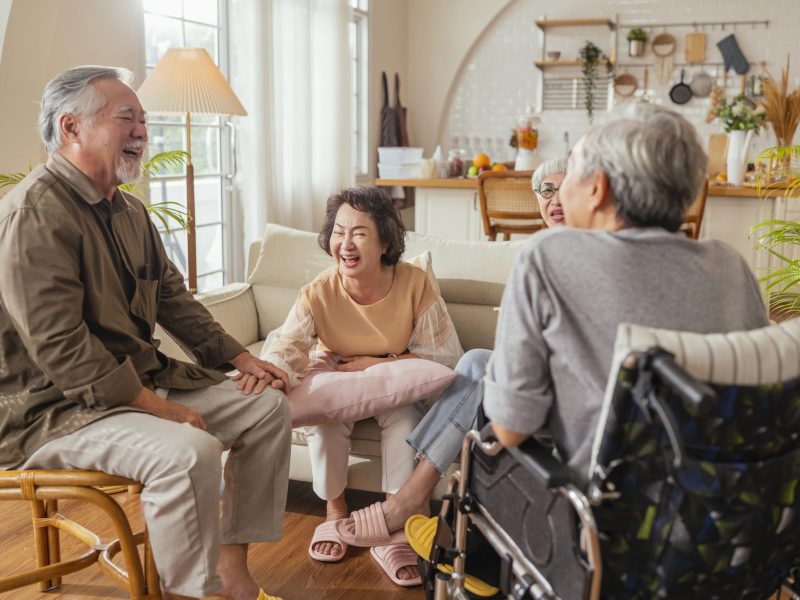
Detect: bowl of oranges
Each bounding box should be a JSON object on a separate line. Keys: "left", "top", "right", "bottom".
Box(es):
{"left": 466, "top": 153, "right": 508, "bottom": 178}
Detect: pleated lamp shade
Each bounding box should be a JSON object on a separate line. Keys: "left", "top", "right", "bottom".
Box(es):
{"left": 137, "top": 48, "right": 247, "bottom": 116}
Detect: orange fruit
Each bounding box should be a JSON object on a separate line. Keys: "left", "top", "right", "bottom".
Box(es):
{"left": 491, "top": 163, "right": 507, "bottom": 172}
{"left": 473, "top": 153, "right": 491, "bottom": 169}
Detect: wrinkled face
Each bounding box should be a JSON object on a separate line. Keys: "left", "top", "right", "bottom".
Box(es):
{"left": 535, "top": 172, "right": 566, "bottom": 228}
{"left": 559, "top": 142, "right": 595, "bottom": 229}
{"left": 330, "top": 203, "right": 387, "bottom": 280}
{"left": 75, "top": 78, "right": 148, "bottom": 186}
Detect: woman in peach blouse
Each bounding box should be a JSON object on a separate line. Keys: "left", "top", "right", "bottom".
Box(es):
{"left": 239, "top": 186, "right": 461, "bottom": 584}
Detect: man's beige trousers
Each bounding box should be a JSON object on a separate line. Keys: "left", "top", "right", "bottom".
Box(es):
{"left": 22, "top": 379, "right": 291, "bottom": 597}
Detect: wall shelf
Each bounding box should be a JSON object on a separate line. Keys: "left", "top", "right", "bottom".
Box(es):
{"left": 535, "top": 18, "right": 615, "bottom": 31}
{"left": 534, "top": 59, "right": 614, "bottom": 70}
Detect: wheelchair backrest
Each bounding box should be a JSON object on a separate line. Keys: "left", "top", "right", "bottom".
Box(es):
{"left": 590, "top": 318, "right": 800, "bottom": 599}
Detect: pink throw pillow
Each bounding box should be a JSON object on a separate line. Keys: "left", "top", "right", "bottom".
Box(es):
{"left": 287, "top": 357, "right": 457, "bottom": 427}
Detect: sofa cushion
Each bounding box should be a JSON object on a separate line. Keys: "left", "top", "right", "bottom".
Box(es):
{"left": 287, "top": 355, "right": 457, "bottom": 427}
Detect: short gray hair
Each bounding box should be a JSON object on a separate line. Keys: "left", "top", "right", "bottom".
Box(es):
{"left": 39, "top": 66, "right": 134, "bottom": 154}
{"left": 532, "top": 156, "right": 569, "bottom": 192}
{"left": 571, "top": 103, "right": 707, "bottom": 231}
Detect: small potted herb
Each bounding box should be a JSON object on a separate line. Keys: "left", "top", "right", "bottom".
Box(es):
{"left": 626, "top": 28, "right": 647, "bottom": 57}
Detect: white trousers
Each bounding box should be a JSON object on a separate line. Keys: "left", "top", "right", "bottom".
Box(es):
{"left": 21, "top": 379, "right": 291, "bottom": 598}
{"left": 304, "top": 401, "right": 424, "bottom": 500}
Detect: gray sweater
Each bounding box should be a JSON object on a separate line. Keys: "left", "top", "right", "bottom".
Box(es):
{"left": 483, "top": 226, "right": 770, "bottom": 477}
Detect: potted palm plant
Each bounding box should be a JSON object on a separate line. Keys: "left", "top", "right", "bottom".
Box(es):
{"left": 626, "top": 28, "right": 647, "bottom": 58}
{"left": 0, "top": 150, "right": 190, "bottom": 232}
{"left": 750, "top": 145, "right": 800, "bottom": 317}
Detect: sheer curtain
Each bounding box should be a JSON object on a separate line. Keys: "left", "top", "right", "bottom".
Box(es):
{"left": 230, "top": 0, "right": 352, "bottom": 255}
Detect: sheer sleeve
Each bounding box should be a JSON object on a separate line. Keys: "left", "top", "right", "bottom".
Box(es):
{"left": 408, "top": 295, "right": 463, "bottom": 369}
{"left": 259, "top": 294, "right": 317, "bottom": 388}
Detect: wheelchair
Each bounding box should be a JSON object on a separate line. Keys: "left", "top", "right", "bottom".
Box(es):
{"left": 419, "top": 338, "right": 800, "bottom": 600}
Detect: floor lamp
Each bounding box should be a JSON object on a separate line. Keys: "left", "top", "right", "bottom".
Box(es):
{"left": 137, "top": 47, "right": 247, "bottom": 292}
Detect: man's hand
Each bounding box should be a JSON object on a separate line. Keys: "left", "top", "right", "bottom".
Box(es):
{"left": 130, "top": 387, "right": 207, "bottom": 430}
{"left": 336, "top": 355, "right": 386, "bottom": 372}
{"left": 229, "top": 351, "right": 289, "bottom": 394}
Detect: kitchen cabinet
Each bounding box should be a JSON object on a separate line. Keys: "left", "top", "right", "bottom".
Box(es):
{"left": 415, "top": 186, "right": 484, "bottom": 242}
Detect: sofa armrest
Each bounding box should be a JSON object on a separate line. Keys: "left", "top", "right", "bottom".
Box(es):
{"left": 195, "top": 283, "right": 260, "bottom": 349}
{"left": 155, "top": 283, "right": 260, "bottom": 362}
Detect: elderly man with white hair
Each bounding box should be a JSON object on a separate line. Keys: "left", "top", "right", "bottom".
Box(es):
{"left": 486, "top": 103, "right": 770, "bottom": 476}
{"left": 0, "top": 66, "right": 290, "bottom": 600}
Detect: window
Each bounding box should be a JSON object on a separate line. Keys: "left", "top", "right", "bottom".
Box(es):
{"left": 143, "top": 0, "right": 230, "bottom": 293}
{"left": 349, "top": 0, "right": 369, "bottom": 178}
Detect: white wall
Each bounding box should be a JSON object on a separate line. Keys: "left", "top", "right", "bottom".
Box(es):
{"left": 367, "top": 0, "right": 409, "bottom": 180}
{"left": 432, "top": 0, "right": 800, "bottom": 163}
{"left": 0, "top": 0, "right": 12, "bottom": 63}
{"left": 0, "top": 0, "right": 145, "bottom": 174}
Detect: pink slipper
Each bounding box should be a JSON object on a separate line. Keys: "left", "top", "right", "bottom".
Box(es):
{"left": 334, "top": 501, "right": 407, "bottom": 547}
{"left": 308, "top": 520, "right": 348, "bottom": 562}
{"left": 370, "top": 543, "right": 422, "bottom": 587}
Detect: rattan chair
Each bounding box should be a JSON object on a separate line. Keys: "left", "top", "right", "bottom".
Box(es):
{"left": 680, "top": 178, "right": 709, "bottom": 240}
{"left": 477, "top": 170, "right": 547, "bottom": 241}
{"left": 0, "top": 469, "right": 160, "bottom": 599}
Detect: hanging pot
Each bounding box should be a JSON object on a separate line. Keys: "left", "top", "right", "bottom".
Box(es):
{"left": 669, "top": 69, "right": 693, "bottom": 105}
{"left": 690, "top": 70, "right": 713, "bottom": 98}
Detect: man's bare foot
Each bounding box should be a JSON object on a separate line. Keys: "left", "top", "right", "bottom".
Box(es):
{"left": 311, "top": 495, "right": 348, "bottom": 558}
{"left": 216, "top": 544, "right": 261, "bottom": 600}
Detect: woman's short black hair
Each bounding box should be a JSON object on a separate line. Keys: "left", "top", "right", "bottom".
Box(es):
{"left": 318, "top": 186, "right": 406, "bottom": 266}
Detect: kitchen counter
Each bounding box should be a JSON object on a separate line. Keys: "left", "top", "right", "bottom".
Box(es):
{"left": 377, "top": 178, "right": 799, "bottom": 197}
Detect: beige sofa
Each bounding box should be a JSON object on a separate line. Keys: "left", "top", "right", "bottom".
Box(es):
{"left": 157, "top": 223, "right": 524, "bottom": 493}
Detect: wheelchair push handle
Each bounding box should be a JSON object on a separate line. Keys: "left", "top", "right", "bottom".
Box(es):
{"left": 648, "top": 348, "right": 715, "bottom": 413}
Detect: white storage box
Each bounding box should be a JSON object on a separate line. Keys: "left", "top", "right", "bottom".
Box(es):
{"left": 378, "top": 162, "right": 422, "bottom": 179}
{"left": 378, "top": 147, "right": 424, "bottom": 164}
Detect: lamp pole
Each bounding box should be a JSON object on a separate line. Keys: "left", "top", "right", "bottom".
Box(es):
{"left": 186, "top": 111, "right": 197, "bottom": 293}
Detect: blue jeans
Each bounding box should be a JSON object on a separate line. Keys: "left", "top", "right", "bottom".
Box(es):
{"left": 406, "top": 348, "right": 492, "bottom": 474}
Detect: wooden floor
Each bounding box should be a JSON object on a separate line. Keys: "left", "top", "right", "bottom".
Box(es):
{"left": 0, "top": 481, "right": 424, "bottom": 600}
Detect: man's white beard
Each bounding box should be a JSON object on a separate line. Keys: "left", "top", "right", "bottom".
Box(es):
{"left": 116, "top": 156, "right": 143, "bottom": 186}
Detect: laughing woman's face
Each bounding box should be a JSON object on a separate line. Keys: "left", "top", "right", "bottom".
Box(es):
{"left": 329, "top": 203, "right": 387, "bottom": 281}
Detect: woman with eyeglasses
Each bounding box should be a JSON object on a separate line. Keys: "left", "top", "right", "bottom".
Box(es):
{"left": 532, "top": 156, "right": 569, "bottom": 227}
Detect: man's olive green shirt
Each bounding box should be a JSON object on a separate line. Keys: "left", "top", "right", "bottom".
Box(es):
{"left": 0, "top": 153, "right": 247, "bottom": 468}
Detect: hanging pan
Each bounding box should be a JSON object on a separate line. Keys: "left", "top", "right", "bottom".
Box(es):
{"left": 669, "top": 69, "right": 692, "bottom": 104}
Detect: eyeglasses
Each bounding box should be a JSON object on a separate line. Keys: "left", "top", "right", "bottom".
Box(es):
{"left": 534, "top": 184, "right": 560, "bottom": 199}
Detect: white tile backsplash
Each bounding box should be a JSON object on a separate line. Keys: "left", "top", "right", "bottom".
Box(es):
{"left": 441, "top": 0, "right": 797, "bottom": 164}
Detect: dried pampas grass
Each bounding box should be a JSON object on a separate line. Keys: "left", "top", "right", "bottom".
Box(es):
{"left": 757, "top": 54, "right": 800, "bottom": 147}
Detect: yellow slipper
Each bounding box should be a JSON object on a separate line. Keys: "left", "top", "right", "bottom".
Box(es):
{"left": 257, "top": 588, "right": 282, "bottom": 600}
{"left": 405, "top": 514, "right": 499, "bottom": 598}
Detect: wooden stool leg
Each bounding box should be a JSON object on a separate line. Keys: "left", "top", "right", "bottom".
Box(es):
{"left": 503, "top": 232, "right": 510, "bottom": 241}
{"left": 29, "top": 499, "right": 54, "bottom": 592}
{"left": 45, "top": 499, "right": 62, "bottom": 588}
{"left": 144, "top": 529, "right": 160, "bottom": 594}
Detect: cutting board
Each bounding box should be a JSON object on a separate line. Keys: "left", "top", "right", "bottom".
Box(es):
{"left": 685, "top": 33, "right": 707, "bottom": 64}
{"left": 707, "top": 133, "right": 728, "bottom": 177}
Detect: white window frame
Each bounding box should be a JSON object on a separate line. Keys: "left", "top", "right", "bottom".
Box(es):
{"left": 351, "top": 2, "right": 369, "bottom": 179}
{"left": 142, "top": 0, "right": 234, "bottom": 292}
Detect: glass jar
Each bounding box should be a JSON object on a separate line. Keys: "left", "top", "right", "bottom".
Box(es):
{"left": 516, "top": 115, "right": 539, "bottom": 152}
{"left": 447, "top": 149, "right": 467, "bottom": 178}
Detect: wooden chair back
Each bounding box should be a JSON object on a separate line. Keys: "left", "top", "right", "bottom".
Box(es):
{"left": 680, "top": 178, "right": 709, "bottom": 240}
{"left": 477, "top": 170, "right": 546, "bottom": 241}
{"left": 0, "top": 469, "right": 159, "bottom": 599}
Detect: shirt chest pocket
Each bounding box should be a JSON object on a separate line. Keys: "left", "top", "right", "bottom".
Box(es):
{"left": 131, "top": 278, "right": 158, "bottom": 329}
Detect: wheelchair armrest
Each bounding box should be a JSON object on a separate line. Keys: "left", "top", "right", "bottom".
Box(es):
{"left": 478, "top": 424, "right": 578, "bottom": 489}
{"left": 508, "top": 438, "right": 580, "bottom": 489}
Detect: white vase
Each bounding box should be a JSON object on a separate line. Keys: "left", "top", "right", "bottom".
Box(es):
{"left": 726, "top": 130, "right": 752, "bottom": 187}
